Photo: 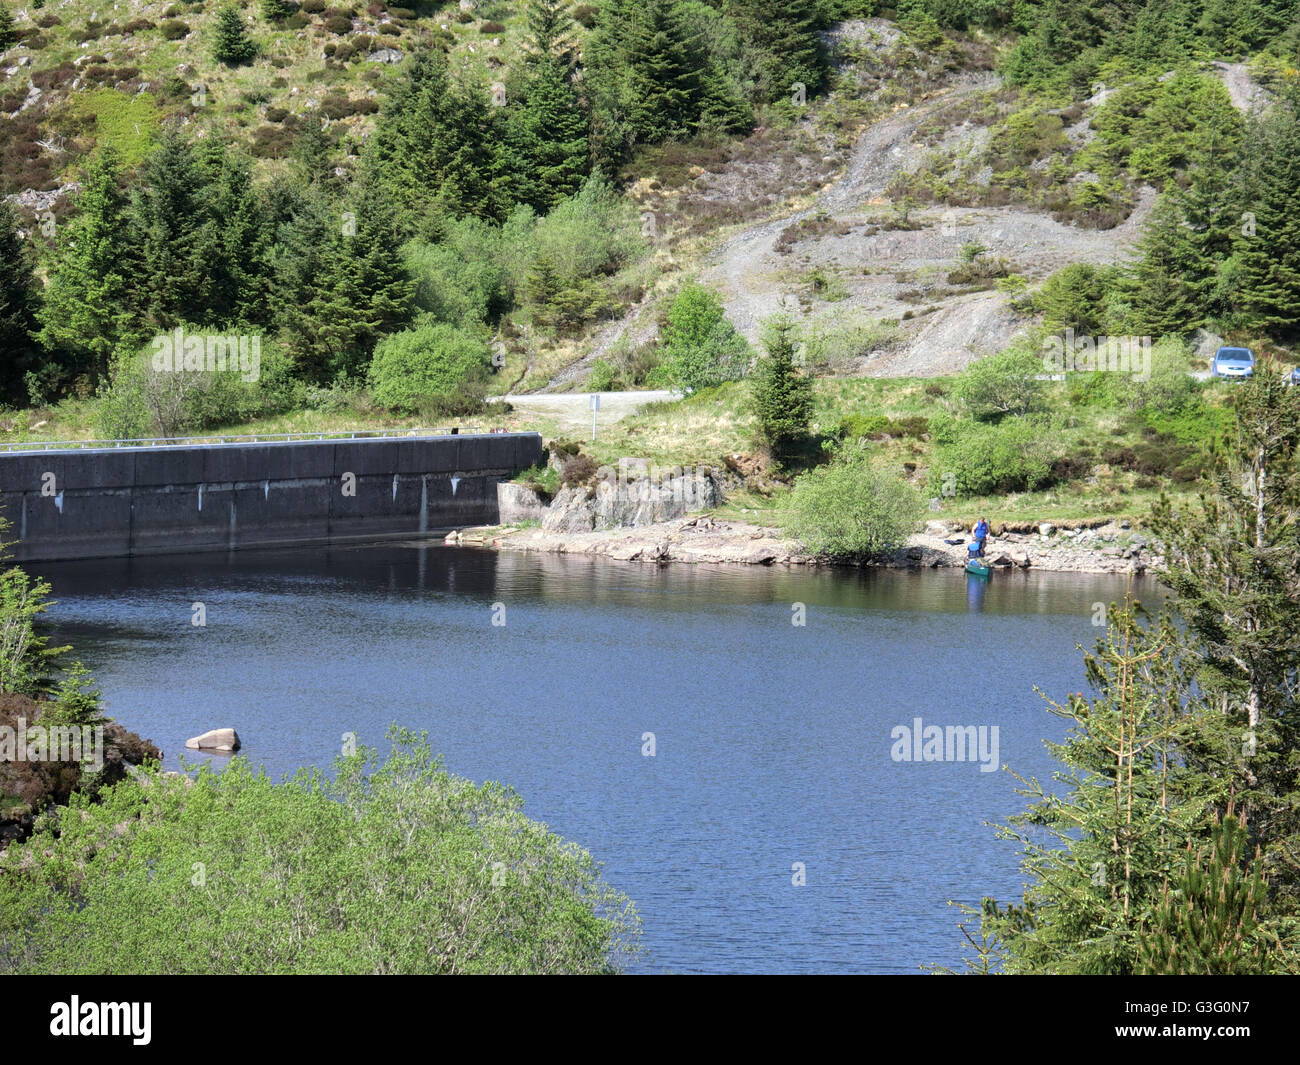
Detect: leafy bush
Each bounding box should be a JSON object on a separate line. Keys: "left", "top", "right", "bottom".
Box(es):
{"left": 368, "top": 322, "right": 490, "bottom": 412}
{"left": 0, "top": 727, "right": 640, "bottom": 974}
{"left": 404, "top": 221, "right": 505, "bottom": 330}
{"left": 956, "top": 344, "right": 1045, "bottom": 421}
{"left": 158, "top": 18, "right": 190, "bottom": 38}
{"left": 928, "top": 413, "right": 1061, "bottom": 497}
{"left": 0, "top": 564, "right": 69, "bottom": 696}
{"left": 95, "top": 335, "right": 297, "bottom": 438}
{"left": 586, "top": 359, "right": 619, "bottom": 392}
{"left": 324, "top": 13, "right": 352, "bottom": 32}
{"left": 785, "top": 459, "right": 923, "bottom": 561}
{"left": 658, "top": 280, "right": 749, "bottom": 393}
{"left": 505, "top": 175, "right": 645, "bottom": 333}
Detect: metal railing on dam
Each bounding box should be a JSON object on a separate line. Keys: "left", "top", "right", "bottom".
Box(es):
{"left": 0, "top": 431, "right": 543, "bottom": 562}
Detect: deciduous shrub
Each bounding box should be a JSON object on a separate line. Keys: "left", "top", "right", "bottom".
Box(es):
{"left": 367, "top": 322, "right": 490, "bottom": 412}
{"left": 0, "top": 727, "right": 641, "bottom": 974}
{"left": 955, "top": 344, "right": 1045, "bottom": 421}
{"left": 928, "top": 413, "right": 1060, "bottom": 497}
{"left": 785, "top": 459, "right": 923, "bottom": 560}
{"left": 658, "top": 280, "right": 749, "bottom": 393}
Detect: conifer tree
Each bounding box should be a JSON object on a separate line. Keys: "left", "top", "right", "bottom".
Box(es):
{"left": 752, "top": 316, "right": 811, "bottom": 463}
{"left": 127, "top": 131, "right": 211, "bottom": 329}
{"left": 1235, "top": 88, "right": 1300, "bottom": 340}
{"left": 0, "top": 5, "right": 17, "bottom": 51}
{"left": 726, "top": 0, "right": 826, "bottom": 103}
{"left": 213, "top": 4, "right": 257, "bottom": 66}
{"left": 36, "top": 149, "right": 140, "bottom": 381}
{"left": 506, "top": 56, "right": 590, "bottom": 212}
{"left": 194, "top": 145, "right": 272, "bottom": 327}
{"left": 973, "top": 602, "right": 1207, "bottom": 974}
{"left": 0, "top": 200, "right": 39, "bottom": 403}
{"left": 259, "top": 0, "right": 292, "bottom": 22}
{"left": 1137, "top": 807, "right": 1278, "bottom": 974}
{"left": 370, "top": 48, "right": 505, "bottom": 225}
{"left": 1127, "top": 190, "right": 1199, "bottom": 337}
{"left": 1150, "top": 375, "right": 1300, "bottom": 904}
{"left": 624, "top": 0, "right": 705, "bottom": 144}
{"left": 525, "top": 0, "right": 579, "bottom": 67}
{"left": 292, "top": 166, "right": 414, "bottom": 381}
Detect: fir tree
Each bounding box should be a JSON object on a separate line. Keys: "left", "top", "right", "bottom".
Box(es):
{"left": 259, "top": 0, "right": 292, "bottom": 22}
{"left": 292, "top": 166, "right": 414, "bottom": 381}
{"left": 36, "top": 149, "right": 140, "bottom": 381}
{"left": 1127, "top": 190, "right": 1199, "bottom": 337}
{"left": 1150, "top": 374, "right": 1300, "bottom": 905}
{"left": 194, "top": 144, "right": 272, "bottom": 327}
{"left": 752, "top": 316, "right": 811, "bottom": 464}
{"left": 0, "top": 5, "right": 17, "bottom": 51}
{"left": 0, "top": 200, "right": 39, "bottom": 403}
{"left": 624, "top": 0, "right": 706, "bottom": 144}
{"left": 1235, "top": 88, "right": 1300, "bottom": 340}
{"left": 213, "top": 4, "right": 257, "bottom": 66}
{"left": 972, "top": 602, "right": 1209, "bottom": 974}
{"left": 127, "top": 131, "right": 212, "bottom": 329}
{"left": 525, "top": 0, "right": 579, "bottom": 67}
{"left": 506, "top": 57, "right": 591, "bottom": 212}
{"left": 370, "top": 48, "right": 506, "bottom": 225}
{"left": 726, "top": 0, "right": 826, "bottom": 103}
{"left": 1137, "top": 807, "right": 1278, "bottom": 974}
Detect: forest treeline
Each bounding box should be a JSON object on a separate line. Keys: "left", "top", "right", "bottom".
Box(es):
{"left": 0, "top": 0, "right": 1298, "bottom": 435}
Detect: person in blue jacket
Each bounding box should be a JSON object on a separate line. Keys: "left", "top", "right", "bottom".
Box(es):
{"left": 971, "top": 516, "right": 990, "bottom": 557}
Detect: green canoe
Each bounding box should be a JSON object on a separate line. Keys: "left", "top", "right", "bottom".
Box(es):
{"left": 965, "top": 558, "right": 992, "bottom": 577}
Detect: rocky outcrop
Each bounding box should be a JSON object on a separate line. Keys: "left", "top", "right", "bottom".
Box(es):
{"left": 540, "top": 468, "right": 724, "bottom": 533}
{"left": 0, "top": 692, "right": 162, "bottom": 849}
{"left": 497, "top": 481, "right": 549, "bottom": 525}
{"left": 185, "top": 728, "right": 241, "bottom": 752}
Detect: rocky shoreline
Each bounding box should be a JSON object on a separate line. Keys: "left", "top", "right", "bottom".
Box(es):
{"left": 449, "top": 514, "right": 1158, "bottom": 575}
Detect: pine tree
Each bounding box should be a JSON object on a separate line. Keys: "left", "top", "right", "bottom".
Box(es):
{"left": 1137, "top": 807, "right": 1278, "bottom": 974}
{"left": 525, "top": 0, "right": 578, "bottom": 67}
{"left": 1235, "top": 87, "right": 1300, "bottom": 340}
{"left": 972, "top": 602, "right": 1209, "bottom": 974}
{"left": 370, "top": 48, "right": 506, "bottom": 224}
{"left": 266, "top": 182, "right": 334, "bottom": 347}
{"left": 213, "top": 4, "right": 257, "bottom": 66}
{"left": 36, "top": 149, "right": 140, "bottom": 382}
{"left": 0, "top": 5, "right": 17, "bottom": 51}
{"left": 259, "top": 0, "right": 291, "bottom": 22}
{"left": 1150, "top": 375, "right": 1300, "bottom": 905}
{"left": 127, "top": 131, "right": 211, "bottom": 329}
{"left": 726, "top": 0, "right": 826, "bottom": 103}
{"left": 293, "top": 166, "right": 414, "bottom": 381}
{"left": 1127, "top": 189, "right": 1199, "bottom": 337}
{"left": 0, "top": 200, "right": 39, "bottom": 403}
{"left": 624, "top": 0, "right": 706, "bottom": 144}
{"left": 1177, "top": 106, "right": 1244, "bottom": 324}
{"left": 752, "top": 316, "right": 811, "bottom": 463}
{"left": 506, "top": 57, "right": 590, "bottom": 212}
{"left": 194, "top": 144, "right": 271, "bottom": 327}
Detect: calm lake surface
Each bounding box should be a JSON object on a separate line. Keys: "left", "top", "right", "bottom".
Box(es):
{"left": 32, "top": 544, "right": 1160, "bottom": 974}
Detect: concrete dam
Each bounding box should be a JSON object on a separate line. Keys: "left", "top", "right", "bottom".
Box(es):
{"left": 0, "top": 432, "right": 544, "bottom": 562}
